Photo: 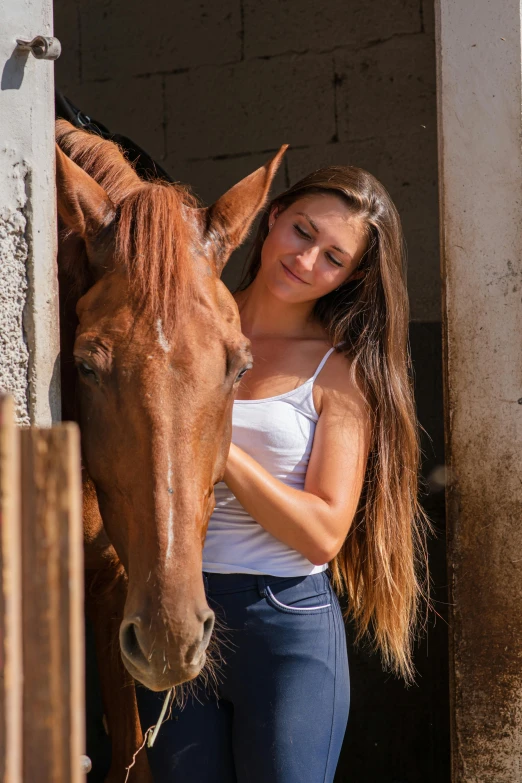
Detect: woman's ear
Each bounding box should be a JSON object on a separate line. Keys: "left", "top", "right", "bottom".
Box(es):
{"left": 268, "top": 205, "right": 280, "bottom": 226}
{"left": 347, "top": 269, "right": 366, "bottom": 282}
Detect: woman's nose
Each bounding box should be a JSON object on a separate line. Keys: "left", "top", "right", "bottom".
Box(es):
{"left": 296, "top": 246, "right": 320, "bottom": 270}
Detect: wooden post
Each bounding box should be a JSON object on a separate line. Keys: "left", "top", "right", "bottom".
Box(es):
{"left": 20, "top": 424, "right": 85, "bottom": 783}
{"left": 0, "top": 397, "right": 22, "bottom": 783}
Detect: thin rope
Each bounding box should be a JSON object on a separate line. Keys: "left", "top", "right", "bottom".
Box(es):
{"left": 147, "top": 688, "right": 174, "bottom": 748}
{"left": 123, "top": 687, "right": 174, "bottom": 783}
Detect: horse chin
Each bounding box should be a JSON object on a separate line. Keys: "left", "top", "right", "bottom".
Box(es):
{"left": 121, "top": 650, "right": 205, "bottom": 692}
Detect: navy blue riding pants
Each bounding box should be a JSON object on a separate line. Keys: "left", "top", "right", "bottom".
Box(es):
{"left": 137, "top": 571, "right": 349, "bottom": 783}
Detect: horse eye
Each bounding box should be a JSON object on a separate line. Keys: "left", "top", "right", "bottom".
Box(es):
{"left": 236, "top": 364, "right": 253, "bottom": 382}
{"left": 76, "top": 361, "right": 97, "bottom": 380}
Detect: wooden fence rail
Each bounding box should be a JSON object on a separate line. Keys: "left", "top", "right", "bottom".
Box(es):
{"left": 0, "top": 396, "right": 85, "bottom": 783}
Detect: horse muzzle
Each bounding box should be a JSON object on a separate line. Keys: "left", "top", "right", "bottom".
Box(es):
{"left": 119, "top": 607, "right": 215, "bottom": 690}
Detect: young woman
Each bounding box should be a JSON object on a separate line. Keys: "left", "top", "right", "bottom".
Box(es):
{"left": 137, "top": 165, "right": 428, "bottom": 783}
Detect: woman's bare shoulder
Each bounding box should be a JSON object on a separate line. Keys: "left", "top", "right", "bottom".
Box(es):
{"left": 313, "top": 350, "right": 368, "bottom": 418}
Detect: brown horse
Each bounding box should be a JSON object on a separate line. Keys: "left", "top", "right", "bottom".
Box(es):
{"left": 55, "top": 119, "right": 286, "bottom": 782}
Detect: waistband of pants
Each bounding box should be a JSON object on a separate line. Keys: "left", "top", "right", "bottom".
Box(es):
{"left": 203, "top": 570, "right": 330, "bottom": 597}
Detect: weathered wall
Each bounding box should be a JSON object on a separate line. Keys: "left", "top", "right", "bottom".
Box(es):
{"left": 436, "top": 1, "right": 522, "bottom": 780}
{"left": 0, "top": 0, "right": 61, "bottom": 426}
{"left": 53, "top": 1, "right": 448, "bottom": 781}
{"left": 0, "top": 154, "right": 30, "bottom": 424}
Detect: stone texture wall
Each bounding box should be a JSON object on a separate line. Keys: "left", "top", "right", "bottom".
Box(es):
{"left": 54, "top": 0, "right": 439, "bottom": 321}
{"left": 0, "top": 154, "right": 30, "bottom": 425}
{"left": 1, "top": 0, "right": 60, "bottom": 426}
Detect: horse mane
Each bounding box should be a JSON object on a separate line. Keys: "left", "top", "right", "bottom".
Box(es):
{"left": 56, "top": 119, "right": 201, "bottom": 332}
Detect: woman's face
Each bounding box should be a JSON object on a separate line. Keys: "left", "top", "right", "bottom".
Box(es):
{"left": 259, "top": 194, "right": 368, "bottom": 303}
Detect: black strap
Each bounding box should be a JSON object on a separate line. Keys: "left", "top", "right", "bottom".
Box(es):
{"left": 55, "top": 88, "right": 175, "bottom": 183}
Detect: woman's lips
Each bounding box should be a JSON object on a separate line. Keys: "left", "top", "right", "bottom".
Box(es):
{"left": 281, "top": 261, "right": 308, "bottom": 284}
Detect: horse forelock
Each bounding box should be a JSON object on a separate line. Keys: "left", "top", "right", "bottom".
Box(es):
{"left": 115, "top": 183, "right": 202, "bottom": 334}
{"left": 56, "top": 120, "right": 205, "bottom": 333}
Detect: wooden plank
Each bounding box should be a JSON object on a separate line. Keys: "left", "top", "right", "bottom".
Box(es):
{"left": 20, "top": 424, "right": 85, "bottom": 783}
{"left": 0, "top": 396, "right": 22, "bottom": 783}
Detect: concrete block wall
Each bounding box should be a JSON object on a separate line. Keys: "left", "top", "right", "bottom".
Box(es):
{"left": 54, "top": 0, "right": 439, "bottom": 322}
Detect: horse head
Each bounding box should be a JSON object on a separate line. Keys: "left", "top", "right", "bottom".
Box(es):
{"left": 55, "top": 120, "right": 286, "bottom": 690}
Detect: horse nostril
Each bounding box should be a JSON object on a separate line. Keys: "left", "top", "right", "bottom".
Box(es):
{"left": 202, "top": 611, "right": 215, "bottom": 648}
{"left": 121, "top": 621, "right": 144, "bottom": 662}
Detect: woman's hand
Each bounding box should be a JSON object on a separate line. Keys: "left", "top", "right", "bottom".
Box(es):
{"left": 222, "top": 352, "right": 370, "bottom": 565}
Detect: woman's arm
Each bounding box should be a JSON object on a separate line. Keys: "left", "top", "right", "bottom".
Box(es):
{"left": 223, "top": 354, "right": 371, "bottom": 565}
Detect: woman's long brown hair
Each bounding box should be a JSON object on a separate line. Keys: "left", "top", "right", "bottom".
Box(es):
{"left": 240, "top": 166, "right": 430, "bottom": 682}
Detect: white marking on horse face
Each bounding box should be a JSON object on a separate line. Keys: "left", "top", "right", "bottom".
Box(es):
{"left": 156, "top": 318, "right": 171, "bottom": 353}
{"left": 166, "top": 453, "right": 174, "bottom": 562}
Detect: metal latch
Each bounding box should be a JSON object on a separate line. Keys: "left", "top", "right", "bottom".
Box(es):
{"left": 16, "top": 35, "right": 61, "bottom": 60}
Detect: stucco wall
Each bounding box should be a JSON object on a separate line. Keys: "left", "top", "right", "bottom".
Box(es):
{"left": 0, "top": 0, "right": 61, "bottom": 426}
{"left": 0, "top": 154, "right": 30, "bottom": 424}
{"left": 54, "top": 0, "right": 439, "bottom": 322}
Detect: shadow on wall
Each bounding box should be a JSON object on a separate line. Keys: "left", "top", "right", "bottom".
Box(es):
{"left": 1, "top": 47, "right": 29, "bottom": 90}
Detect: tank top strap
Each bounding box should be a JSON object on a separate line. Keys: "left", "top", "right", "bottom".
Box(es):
{"left": 310, "top": 347, "right": 337, "bottom": 382}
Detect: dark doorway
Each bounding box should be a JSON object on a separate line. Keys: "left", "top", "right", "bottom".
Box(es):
{"left": 53, "top": 0, "right": 449, "bottom": 779}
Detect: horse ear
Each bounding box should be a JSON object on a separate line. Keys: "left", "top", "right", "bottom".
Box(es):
{"left": 204, "top": 145, "right": 288, "bottom": 272}
{"left": 56, "top": 145, "right": 117, "bottom": 271}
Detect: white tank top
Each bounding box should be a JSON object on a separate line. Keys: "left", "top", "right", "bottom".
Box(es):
{"left": 202, "top": 346, "right": 337, "bottom": 576}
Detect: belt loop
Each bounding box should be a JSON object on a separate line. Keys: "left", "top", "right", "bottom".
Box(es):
{"left": 257, "top": 575, "right": 267, "bottom": 597}
{"left": 203, "top": 572, "right": 209, "bottom": 593}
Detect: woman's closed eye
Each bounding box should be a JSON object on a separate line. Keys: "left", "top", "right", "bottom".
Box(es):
{"left": 294, "top": 223, "right": 312, "bottom": 241}
{"left": 293, "top": 223, "right": 343, "bottom": 268}
{"left": 325, "top": 253, "right": 343, "bottom": 268}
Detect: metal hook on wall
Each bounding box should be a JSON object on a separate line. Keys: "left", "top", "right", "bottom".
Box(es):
{"left": 16, "top": 35, "right": 61, "bottom": 61}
